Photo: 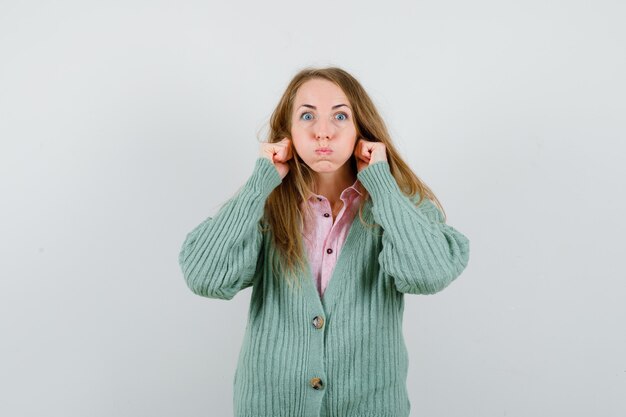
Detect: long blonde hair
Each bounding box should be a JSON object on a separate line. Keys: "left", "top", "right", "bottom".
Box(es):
{"left": 258, "top": 66, "right": 446, "bottom": 290}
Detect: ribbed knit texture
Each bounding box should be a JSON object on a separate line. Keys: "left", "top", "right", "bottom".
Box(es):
{"left": 178, "top": 156, "right": 471, "bottom": 417}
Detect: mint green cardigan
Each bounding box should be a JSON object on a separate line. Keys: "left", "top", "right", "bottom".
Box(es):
{"left": 178, "top": 156, "right": 470, "bottom": 417}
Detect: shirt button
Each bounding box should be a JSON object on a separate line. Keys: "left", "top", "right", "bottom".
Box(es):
{"left": 323, "top": 213, "right": 330, "bottom": 217}
{"left": 310, "top": 377, "right": 324, "bottom": 390}
{"left": 326, "top": 248, "right": 333, "bottom": 254}
{"left": 317, "top": 197, "right": 322, "bottom": 201}
{"left": 312, "top": 316, "right": 324, "bottom": 329}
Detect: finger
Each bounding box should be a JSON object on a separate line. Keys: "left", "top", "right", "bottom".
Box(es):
{"left": 271, "top": 143, "right": 284, "bottom": 160}
{"left": 353, "top": 140, "right": 362, "bottom": 156}
{"left": 360, "top": 142, "right": 370, "bottom": 158}
{"left": 355, "top": 146, "right": 367, "bottom": 163}
{"left": 276, "top": 142, "right": 290, "bottom": 161}
{"left": 282, "top": 138, "right": 293, "bottom": 160}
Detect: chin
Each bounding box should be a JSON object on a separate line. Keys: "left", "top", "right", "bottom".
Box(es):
{"left": 300, "top": 153, "right": 351, "bottom": 171}
{"left": 315, "top": 158, "right": 352, "bottom": 172}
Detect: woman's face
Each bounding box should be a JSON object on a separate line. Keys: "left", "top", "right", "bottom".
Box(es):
{"left": 290, "top": 78, "right": 357, "bottom": 173}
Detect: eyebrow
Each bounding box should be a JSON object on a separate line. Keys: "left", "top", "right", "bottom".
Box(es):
{"left": 297, "top": 104, "right": 351, "bottom": 110}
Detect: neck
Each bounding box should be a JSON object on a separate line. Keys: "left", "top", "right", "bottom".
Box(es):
{"left": 312, "top": 160, "right": 358, "bottom": 207}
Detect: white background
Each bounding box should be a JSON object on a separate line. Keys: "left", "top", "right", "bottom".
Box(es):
{"left": 1, "top": 1, "right": 624, "bottom": 416}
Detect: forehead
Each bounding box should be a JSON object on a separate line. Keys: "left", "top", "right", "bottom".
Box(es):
{"left": 294, "top": 78, "right": 348, "bottom": 103}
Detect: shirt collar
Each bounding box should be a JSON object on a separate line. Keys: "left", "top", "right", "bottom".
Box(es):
{"left": 307, "top": 178, "right": 364, "bottom": 202}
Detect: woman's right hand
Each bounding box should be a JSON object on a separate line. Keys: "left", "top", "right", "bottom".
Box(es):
{"left": 260, "top": 137, "right": 293, "bottom": 179}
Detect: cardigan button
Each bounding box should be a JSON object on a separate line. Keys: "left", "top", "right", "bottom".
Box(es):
{"left": 312, "top": 316, "right": 324, "bottom": 329}
{"left": 317, "top": 197, "right": 322, "bottom": 201}
{"left": 323, "top": 213, "right": 330, "bottom": 217}
{"left": 310, "top": 377, "right": 324, "bottom": 390}
{"left": 326, "top": 248, "right": 333, "bottom": 254}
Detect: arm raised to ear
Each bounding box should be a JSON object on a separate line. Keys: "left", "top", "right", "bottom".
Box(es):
{"left": 357, "top": 161, "right": 470, "bottom": 295}
{"left": 178, "top": 157, "right": 282, "bottom": 300}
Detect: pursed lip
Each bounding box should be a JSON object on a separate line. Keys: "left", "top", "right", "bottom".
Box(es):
{"left": 316, "top": 148, "right": 333, "bottom": 153}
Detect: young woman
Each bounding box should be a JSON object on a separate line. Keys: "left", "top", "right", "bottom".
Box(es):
{"left": 178, "top": 66, "right": 470, "bottom": 417}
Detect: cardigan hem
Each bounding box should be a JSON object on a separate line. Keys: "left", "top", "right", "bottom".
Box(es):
{"left": 236, "top": 414, "right": 408, "bottom": 417}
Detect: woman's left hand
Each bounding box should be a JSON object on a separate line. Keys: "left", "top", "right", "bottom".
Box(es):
{"left": 354, "top": 138, "right": 388, "bottom": 173}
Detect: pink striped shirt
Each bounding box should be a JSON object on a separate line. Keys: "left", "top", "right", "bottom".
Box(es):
{"left": 300, "top": 178, "right": 364, "bottom": 298}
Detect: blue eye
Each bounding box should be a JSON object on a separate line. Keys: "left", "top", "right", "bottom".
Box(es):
{"left": 299, "top": 111, "right": 349, "bottom": 121}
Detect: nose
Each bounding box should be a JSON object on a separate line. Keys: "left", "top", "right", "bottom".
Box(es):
{"left": 316, "top": 131, "right": 330, "bottom": 141}
{"left": 314, "top": 118, "right": 332, "bottom": 140}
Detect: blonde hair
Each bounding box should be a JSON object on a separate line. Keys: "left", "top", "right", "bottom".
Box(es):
{"left": 258, "top": 66, "right": 446, "bottom": 290}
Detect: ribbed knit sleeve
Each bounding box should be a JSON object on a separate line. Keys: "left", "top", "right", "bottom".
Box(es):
{"left": 356, "top": 160, "right": 470, "bottom": 294}
{"left": 178, "top": 157, "right": 282, "bottom": 300}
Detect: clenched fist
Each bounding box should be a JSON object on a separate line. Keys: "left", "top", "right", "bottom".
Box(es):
{"left": 260, "top": 137, "right": 293, "bottom": 179}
